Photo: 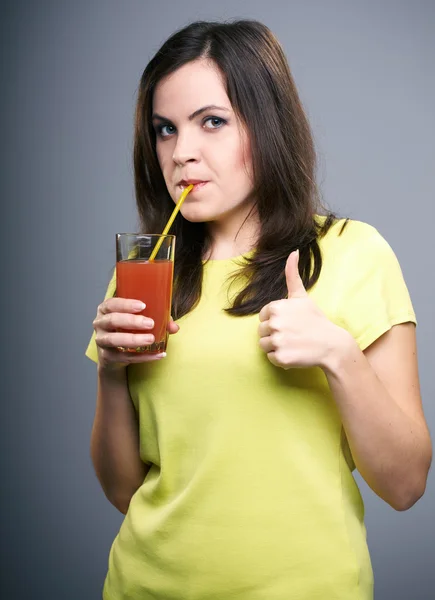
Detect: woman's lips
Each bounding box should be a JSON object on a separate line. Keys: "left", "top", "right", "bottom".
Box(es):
{"left": 178, "top": 181, "right": 208, "bottom": 193}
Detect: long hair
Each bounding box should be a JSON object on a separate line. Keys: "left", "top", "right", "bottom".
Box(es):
{"left": 133, "top": 20, "right": 344, "bottom": 319}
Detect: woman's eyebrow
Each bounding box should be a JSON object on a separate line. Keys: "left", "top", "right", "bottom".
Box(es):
{"left": 152, "top": 105, "right": 230, "bottom": 122}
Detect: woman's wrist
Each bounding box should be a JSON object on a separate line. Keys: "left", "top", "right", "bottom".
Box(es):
{"left": 320, "top": 326, "right": 358, "bottom": 377}
{"left": 97, "top": 361, "right": 128, "bottom": 381}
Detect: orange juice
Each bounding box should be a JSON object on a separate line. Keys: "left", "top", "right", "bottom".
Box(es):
{"left": 116, "top": 259, "right": 174, "bottom": 353}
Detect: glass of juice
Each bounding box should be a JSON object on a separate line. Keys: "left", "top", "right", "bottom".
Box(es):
{"left": 115, "top": 233, "right": 175, "bottom": 354}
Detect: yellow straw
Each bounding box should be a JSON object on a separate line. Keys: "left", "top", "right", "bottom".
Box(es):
{"left": 149, "top": 184, "right": 194, "bottom": 261}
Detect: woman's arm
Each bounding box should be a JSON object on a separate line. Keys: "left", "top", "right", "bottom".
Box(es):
{"left": 259, "top": 250, "right": 431, "bottom": 509}
{"left": 89, "top": 297, "right": 180, "bottom": 513}
{"left": 91, "top": 367, "right": 148, "bottom": 514}
{"left": 323, "top": 322, "right": 432, "bottom": 511}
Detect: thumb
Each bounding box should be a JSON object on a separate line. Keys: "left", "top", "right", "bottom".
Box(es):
{"left": 168, "top": 317, "right": 180, "bottom": 334}
{"left": 285, "top": 249, "right": 306, "bottom": 298}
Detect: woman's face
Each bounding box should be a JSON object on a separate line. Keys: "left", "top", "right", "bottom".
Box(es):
{"left": 152, "top": 59, "right": 255, "bottom": 226}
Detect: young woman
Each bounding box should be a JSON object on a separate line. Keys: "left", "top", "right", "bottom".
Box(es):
{"left": 86, "top": 20, "right": 432, "bottom": 600}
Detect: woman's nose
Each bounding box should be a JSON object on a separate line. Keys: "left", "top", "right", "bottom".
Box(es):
{"left": 172, "top": 132, "right": 200, "bottom": 165}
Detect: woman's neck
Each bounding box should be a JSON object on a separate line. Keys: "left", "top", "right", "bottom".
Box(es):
{"left": 204, "top": 211, "right": 259, "bottom": 260}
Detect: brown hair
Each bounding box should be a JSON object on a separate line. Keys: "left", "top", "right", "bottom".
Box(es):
{"left": 133, "top": 20, "right": 345, "bottom": 318}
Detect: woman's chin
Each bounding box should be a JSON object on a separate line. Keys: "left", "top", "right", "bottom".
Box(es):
{"left": 180, "top": 207, "right": 212, "bottom": 223}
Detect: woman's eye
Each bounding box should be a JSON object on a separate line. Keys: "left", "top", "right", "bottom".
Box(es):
{"left": 157, "top": 123, "right": 176, "bottom": 137}
{"left": 203, "top": 116, "right": 226, "bottom": 130}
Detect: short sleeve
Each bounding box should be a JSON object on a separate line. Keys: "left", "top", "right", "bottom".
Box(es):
{"left": 334, "top": 227, "right": 417, "bottom": 351}
{"left": 85, "top": 268, "right": 117, "bottom": 364}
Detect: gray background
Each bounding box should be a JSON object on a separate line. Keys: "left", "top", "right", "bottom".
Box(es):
{"left": 1, "top": 0, "right": 434, "bottom": 598}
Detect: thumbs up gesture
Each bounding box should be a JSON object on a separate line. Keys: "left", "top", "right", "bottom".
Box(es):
{"left": 258, "top": 249, "right": 342, "bottom": 370}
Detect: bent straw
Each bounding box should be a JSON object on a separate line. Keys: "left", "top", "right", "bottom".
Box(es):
{"left": 149, "top": 184, "right": 194, "bottom": 261}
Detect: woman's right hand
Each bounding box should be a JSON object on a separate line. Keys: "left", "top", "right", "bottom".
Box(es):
{"left": 93, "top": 297, "right": 179, "bottom": 371}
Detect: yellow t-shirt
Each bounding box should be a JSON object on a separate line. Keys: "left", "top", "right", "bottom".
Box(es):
{"left": 86, "top": 218, "right": 416, "bottom": 600}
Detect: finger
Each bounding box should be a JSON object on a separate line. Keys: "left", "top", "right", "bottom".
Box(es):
{"left": 99, "top": 347, "right": 166, "bottom": 365}
{"left": 125, "top": 352, "right": 167, "bottom": 363}
{"left": 96, "top": 331, "right": 155, "bottom": 349}
{"left": 285, "top": 250, "right": 307, "bottom": 299}
{"left": 95, "top": 312, "right": 155, "bottom": 333}
{"left": 167, "top": 320, "right": 180, "bottom": 334}
{"left": 258, "top": 320, "right": 272, "bottom": 338}
{"left": 259, "top": 336, "right": 275, "bottom": 354}
{"left": 266, "top": 351, "right": 280, "bottom": 367}
{"left": 99, "top": 298, "right": 146, "bottom": 315}
{"left": 259, "top": 304, "right": 271, "bottom": 323}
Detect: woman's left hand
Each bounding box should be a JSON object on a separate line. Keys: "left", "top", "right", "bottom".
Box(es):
{"left": 258, "top": 250, "right": 346, "bottom": 370}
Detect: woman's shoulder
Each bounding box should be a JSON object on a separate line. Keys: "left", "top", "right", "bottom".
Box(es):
{"left": 315, "top": 214, "right": 386, "bottom": 251}
{"left": 314, "top": 214, "right": 405, "bottom": 289}
{"left": 314, "top": 215, "right": 403, "bottom": 278}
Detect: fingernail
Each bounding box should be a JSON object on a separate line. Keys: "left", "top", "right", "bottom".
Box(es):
{"left": 159, "top": 352, "right": 167, "bottom": 358}
{"left": 133, "top": 301, "right": 145, "bottom": 310}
